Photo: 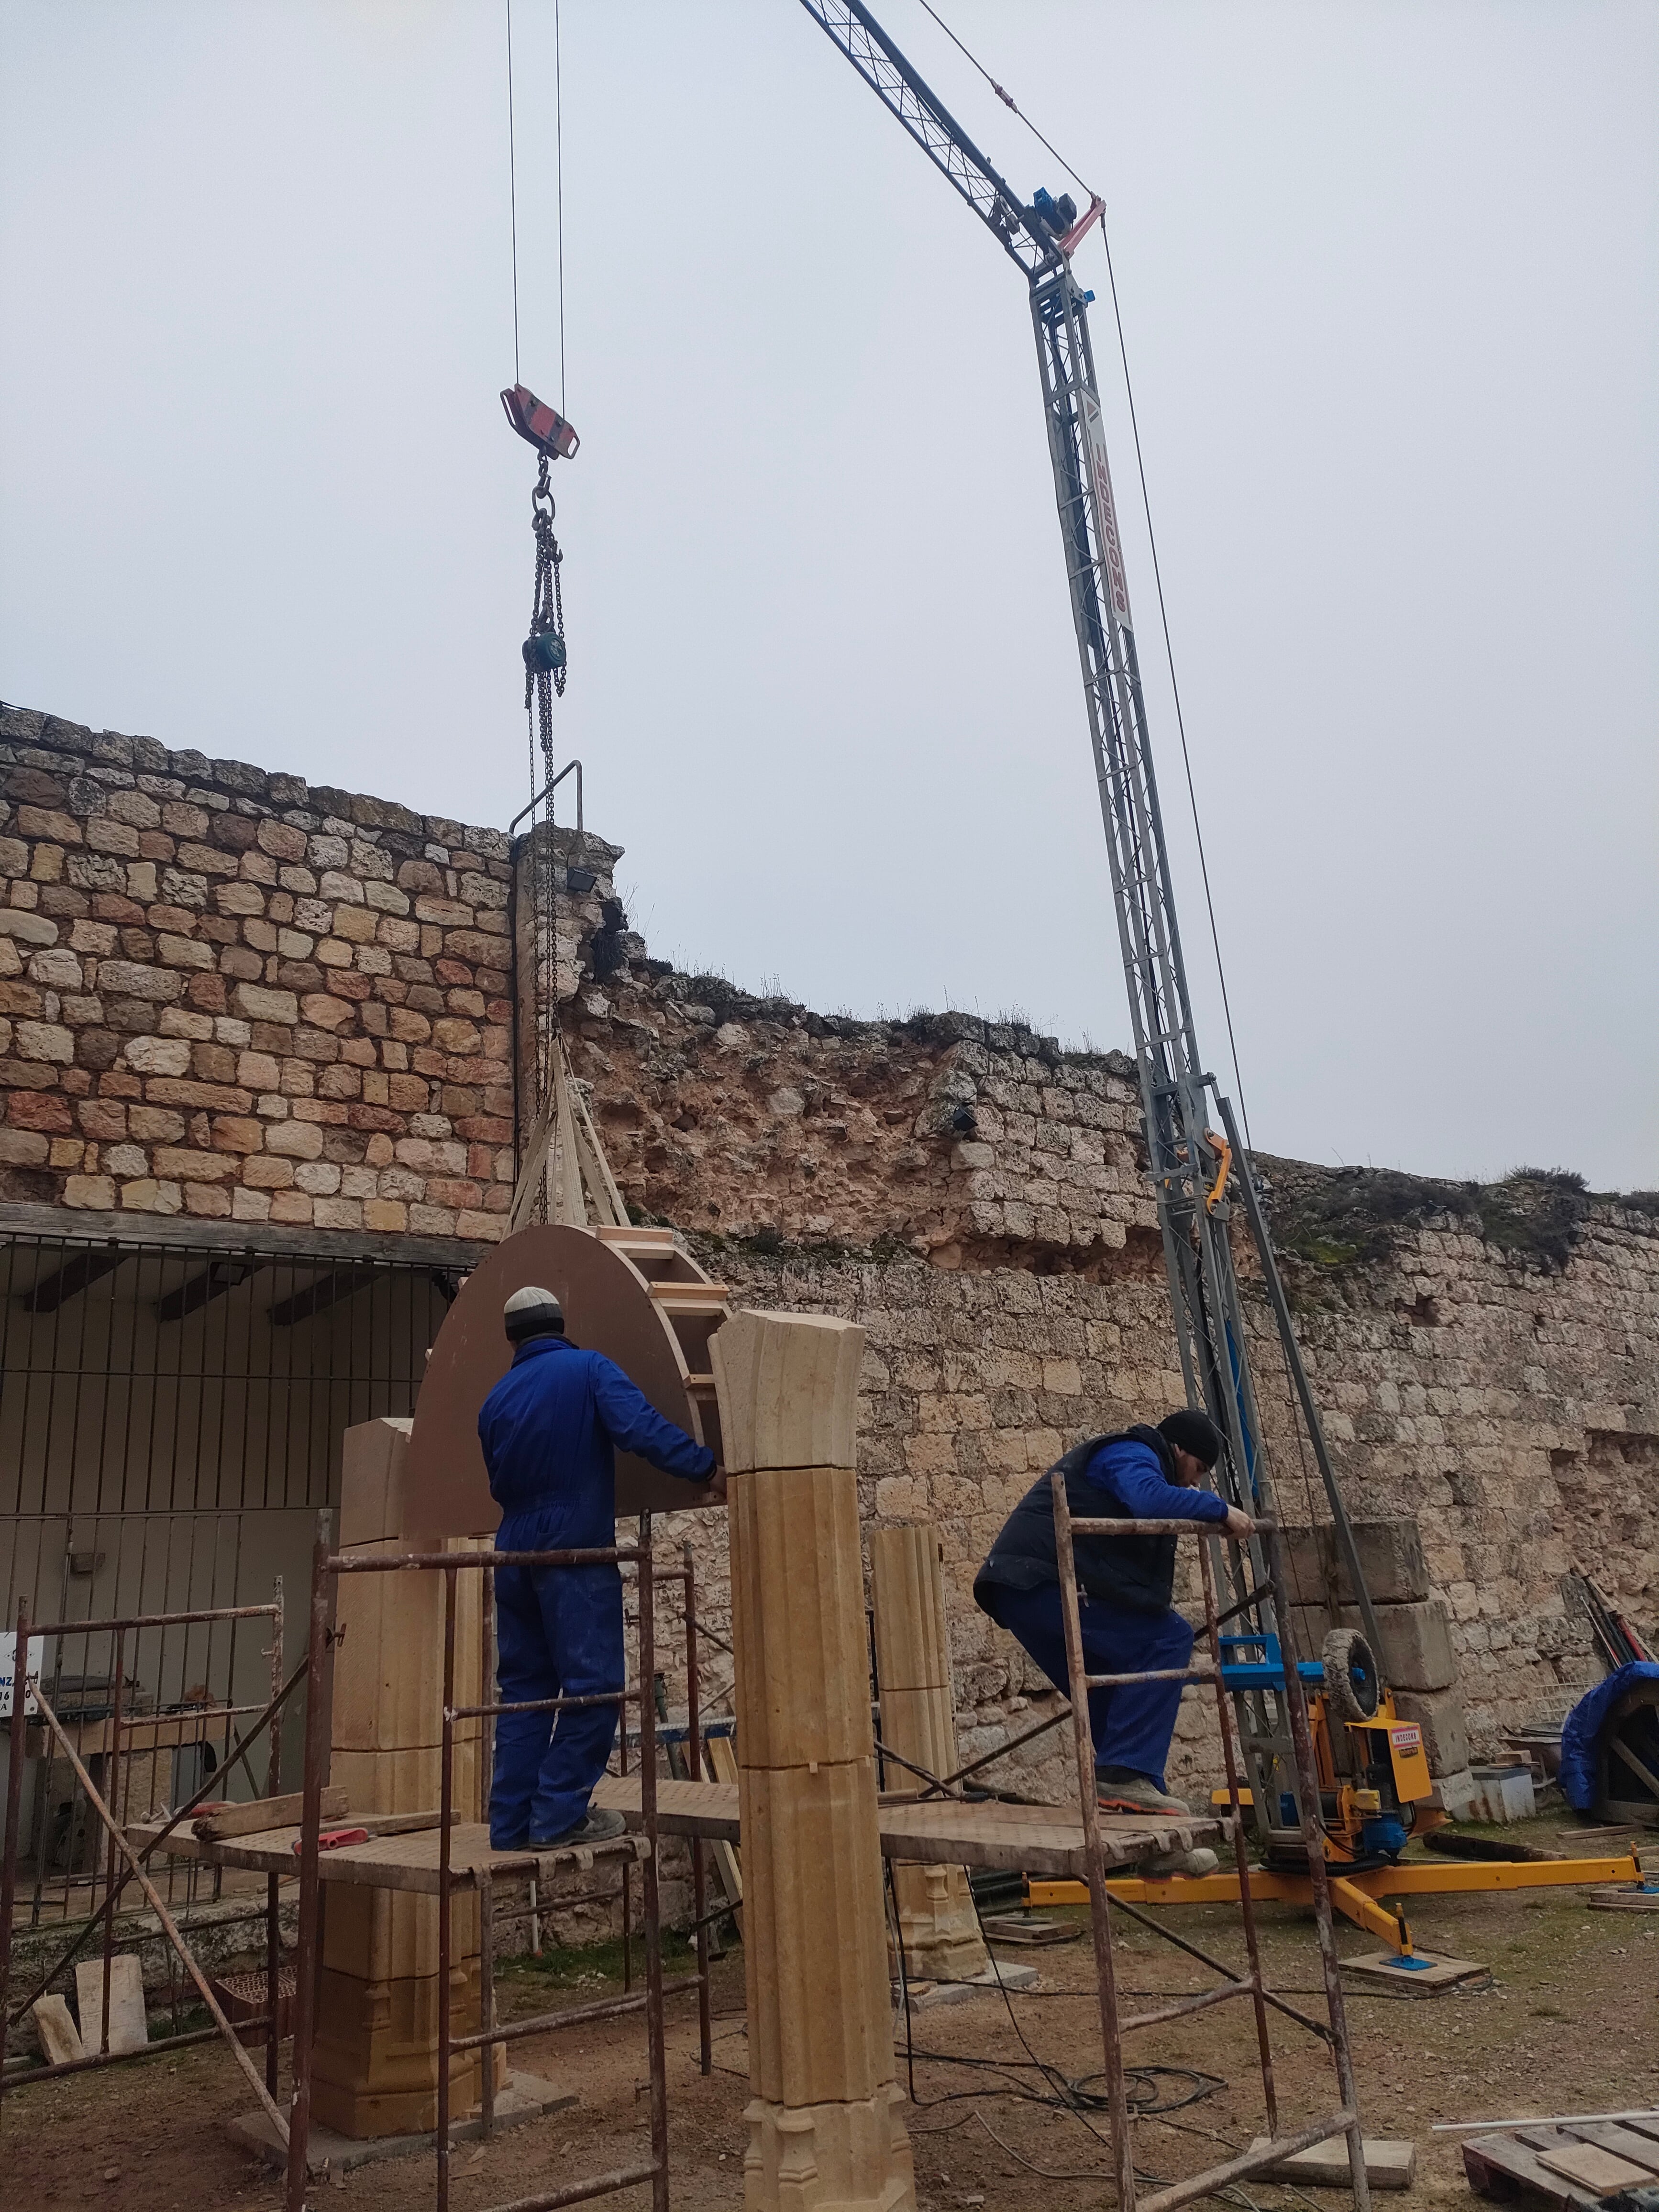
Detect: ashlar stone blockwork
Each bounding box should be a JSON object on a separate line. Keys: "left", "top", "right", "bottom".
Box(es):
{"left": 0, "top": 708, "right": 614, "bottom": 1236}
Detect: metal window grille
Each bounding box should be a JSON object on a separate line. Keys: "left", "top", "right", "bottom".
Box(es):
{"left": 0, "top": 1230, "right": 456, "bottom": 1925}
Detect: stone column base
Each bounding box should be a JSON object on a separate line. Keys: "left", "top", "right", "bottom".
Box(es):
{"left": 891, "top": 1862, "right": 989, "bottom": 1984}
{"left": 743, "top": 2085, "right": 916, "bottom": 2212}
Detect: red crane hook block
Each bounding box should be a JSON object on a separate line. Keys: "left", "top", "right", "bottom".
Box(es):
{"left": 500, "top": 383, "right": 580, "bottom": 460}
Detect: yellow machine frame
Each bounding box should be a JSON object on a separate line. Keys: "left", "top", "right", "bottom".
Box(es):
{"left": 1029, "top": 1687, "right": 1643, "bottom": 1950}
{"left": 1029, "top": 1850, "right": 1643, "bottom": 1949}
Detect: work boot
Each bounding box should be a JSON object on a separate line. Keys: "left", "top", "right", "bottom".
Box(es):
{"left": 1096, "top": 1772, "right": 1192, "bottom": 1817}
{"left": 1141, "top": 1845, "right": 1220, "bottom": 1879}
{"left": 530, "top": 1807, "right": 628, "bottom": 1849}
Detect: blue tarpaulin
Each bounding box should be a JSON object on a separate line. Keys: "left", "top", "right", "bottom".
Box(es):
{"left": 1559, "top": 1660, "right": 1659, "bottom": 1812}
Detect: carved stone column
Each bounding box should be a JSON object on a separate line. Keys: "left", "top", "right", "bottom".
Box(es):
{"left": 713, "top": 1311, "right": 916, "bottom": 2212}
{"left": 316, "top": 1418, "right": 493, "bottom": 2138}
{"left": 869, "top": 1524, "right": 988, "bottom": 1984}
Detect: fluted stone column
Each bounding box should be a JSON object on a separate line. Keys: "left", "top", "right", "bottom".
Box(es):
{"left": 316, "top": 1419, "right": 495, "bottom": 2138}
{"left": 869, "top": 1524, "right": 988, "bottom": 1985}
{"left": 713, "top": 1311, "right": 916, "bottom": 2212}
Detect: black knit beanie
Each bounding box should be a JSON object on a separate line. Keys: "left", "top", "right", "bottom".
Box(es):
{"left": 1156, "top": 1408, "right": 1225, "bottom": 1468}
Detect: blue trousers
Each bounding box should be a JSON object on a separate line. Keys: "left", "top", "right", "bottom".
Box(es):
{"left": 490, "top": 1559, "right": 624, "bottom": 1847}
{"left": 981, "top": 1581, "right": 1194, "bottom": 1792}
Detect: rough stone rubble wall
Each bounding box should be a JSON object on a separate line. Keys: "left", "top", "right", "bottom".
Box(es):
{"left": 0, "top": 709, "right": 548, "bottom": 1235}
{"left": 3, "top": 708, "right": 1653, "bottom": 1798}
{"left": 566, "top": 950, "right": 1659, "bottom": 1799}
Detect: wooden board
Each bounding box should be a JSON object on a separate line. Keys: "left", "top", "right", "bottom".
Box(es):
{"left": 195, "top": 1787, "right": 347, "bottom": 1841}
{"left": 75, "top": 1956, "right": 147, "bottom": 2056}
{"left": 32, "top": 1993, "right": 83, "bottom": 2066}
{"left": 588, "top": 1776, "right": 1219, "bottom": 1880}
{"left": 1246, "top": 2135, "right": 1415, "bottom": 2189}
{"left": 1462, "top": 2135, "right": 1598, "bottom": 2209}
{"left": 401, "top": 1224, "right": 727, "bottom": 1532}
{"left": 133, "top": 1816, "right": 648, "bottom": 1897}
{"left": 1534, "top": 2142, "right": 1653, "bottom": 2192}
{"left": 1567, "top": 2123, "right": 1659, "bottom": 2174}
{"left": 702, "top": 1736, "right": 744, "bottom": 1935}
{"left": 1462, "top": 2123, "right": 1659, "bottom": 2211}
{"left": 24, "top": 1711, "right": 223, "bottom": 1759}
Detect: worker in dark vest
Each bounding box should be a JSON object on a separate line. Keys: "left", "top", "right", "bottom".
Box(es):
{"left": 479, "top": 1285, "right": 725, "bottom": 1850}
{"left": 974, "top": 1409, "right": 1251, "bottom": 1850}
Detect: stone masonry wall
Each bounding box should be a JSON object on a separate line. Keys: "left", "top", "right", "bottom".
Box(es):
{"left": 563, "top": 927, "right": 1659, "bottom": 1803}
{"left": 4, "top": 707, "right": 1654, "bottom": 1804}
{"left": 0, "top": 707, "right": 552, "bottom": 1236}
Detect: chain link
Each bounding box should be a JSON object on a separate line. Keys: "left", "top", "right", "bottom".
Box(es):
{"left": 522, "top": 449, "right": 568, "bottom": 1220}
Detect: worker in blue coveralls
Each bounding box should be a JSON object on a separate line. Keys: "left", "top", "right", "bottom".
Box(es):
{"left": 973, "top": 1409, "right": 1252, "bottom": 1875}
{"left": 479, "top": 1285, "right": 726, "bottom": 1850}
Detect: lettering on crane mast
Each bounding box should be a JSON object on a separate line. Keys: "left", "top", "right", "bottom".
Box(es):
{"left": 1080, "top": 388, "right": 1133, "bottom": 629}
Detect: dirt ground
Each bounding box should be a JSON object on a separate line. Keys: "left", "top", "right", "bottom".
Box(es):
{"left": 5, "top": 1819, "right": 1656, "bottom": 2212}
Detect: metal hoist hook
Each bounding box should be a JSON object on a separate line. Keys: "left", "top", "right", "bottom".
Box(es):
{"left": 524, "top": 451, "right": 568, "bottom": 699}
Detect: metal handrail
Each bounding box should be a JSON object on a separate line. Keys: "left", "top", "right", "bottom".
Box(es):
{"left": 508, "top": 757, "right": 583, "bottom": 837}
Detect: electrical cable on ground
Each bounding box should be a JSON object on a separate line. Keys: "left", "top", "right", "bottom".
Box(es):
{"left": 884, "top": 1858, "right": 1228, "bottom": 2169}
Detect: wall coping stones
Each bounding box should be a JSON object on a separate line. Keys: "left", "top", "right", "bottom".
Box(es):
{"left": 0, "top": 704, "right": 510, "bottom": 863}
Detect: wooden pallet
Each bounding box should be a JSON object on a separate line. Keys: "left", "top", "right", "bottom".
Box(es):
{"left": 1463, "top": 2117, "right": 1659, "bottom": 2208}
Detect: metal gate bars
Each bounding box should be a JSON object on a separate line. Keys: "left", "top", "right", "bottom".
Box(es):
{"left": 0, "top": 1593, "right": 297, "bottom": 2133}
{"left": 284, "top": 1517, "right": 709, "bottom": 2212}
{"left": 1051, "top": 1480, "right": 1371, "bottom": 2212}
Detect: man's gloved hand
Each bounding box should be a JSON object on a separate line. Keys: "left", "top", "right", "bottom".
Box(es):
{"left": 1223, "top": 1504, "right": 1255, "bottom": 1538}
{"left": 699, "top": 1467, "right": 728, "bottom": 1506}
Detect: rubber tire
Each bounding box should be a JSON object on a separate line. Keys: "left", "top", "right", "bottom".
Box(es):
{"left": 1322, "top": 1626, "right": 1381, "bottom": 1723}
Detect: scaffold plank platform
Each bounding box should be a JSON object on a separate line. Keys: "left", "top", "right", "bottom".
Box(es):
{"left": 129, "top": 1816, "right": 647, "bottom": 1896}
{"left": 588, "top": 1775, "right": 1220, "bottom": 1879}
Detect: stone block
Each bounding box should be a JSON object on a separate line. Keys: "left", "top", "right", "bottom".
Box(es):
{"left": 329, "top": 1537, "right": 484, "bottom": 1751}
{"left": 310, "top": 1962, "right": 483, "bottom": 2140}
{"left": 322, "top": 1881, "right": 479, "bottom": 1984}
{"left": 730, "top": 1466, "right": 872, "bottom": 1770}
{"left": 1278, "top": 1520, "right": 1429, "bottom": 1607}
{"left": 876, "top": 1686, "right": 957, "bottom": 1789}
{"left": 742, "top": 2084, "right": 916, "bottom": 2212}
{"left": 1362, "top": 1599, "right": 1456, "bottom": 1692}
{"left": 1289, "top": 1598, "right": 1457, "bottom": 1693}
{"left": 869, "top": 1525, "right": 950, "bottom": 1693}
{"left": 712, "top": 1309, "right": 865, "bottom": 1473}
{"left": 1425, "top": 1768, "right": 1482, "bottom": 1818}
{"left": 337, "top": 1417, "right": 414, "bottom": 1548}
{"left": 1392, "top": 1689, "right": 1469, "bottom": 1777}
{"left": 330, "top": 1740, "right": 480, "bottom": 1822}
{"left": 741, "top": 1759, "right": 893, "bottom": 2107}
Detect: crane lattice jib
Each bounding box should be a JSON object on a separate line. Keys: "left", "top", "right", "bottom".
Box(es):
{"left": 800, "top": 0, "right": 1228, "bottom": 1443}
{"left": 796, "top": 0, "right": 1387, "bottom": 1828}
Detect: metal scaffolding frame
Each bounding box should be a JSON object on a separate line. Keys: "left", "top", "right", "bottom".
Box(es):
{"left": 1050, "top": 1482, "right": 1371, "bottom": 2212}
{"left": 0, "top": 1593, "right": 299, "bottom": 2125}
{"left": 275, "top": 1509, "right": 712, "bottom": 2212}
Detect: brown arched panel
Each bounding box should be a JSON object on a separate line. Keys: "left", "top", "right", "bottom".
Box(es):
{"left": 400, "top": 1224, "right": 729, "bottom": 1539}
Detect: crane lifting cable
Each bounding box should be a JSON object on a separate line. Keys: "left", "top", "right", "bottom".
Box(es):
{"left": 500, "top": 0, "right": 582, "bottom": 1225}
{"left": 500, "top": 384, "right": 579, "bottom": 1221}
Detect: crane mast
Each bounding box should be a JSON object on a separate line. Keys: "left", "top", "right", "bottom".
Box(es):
{"left": 797, "top": 0, "right": 1382, "bottom": 1833}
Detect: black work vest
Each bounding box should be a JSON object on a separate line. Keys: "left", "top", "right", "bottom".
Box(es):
{"left": 974, "top": 1426, "right": 1181, "bottom": 1616}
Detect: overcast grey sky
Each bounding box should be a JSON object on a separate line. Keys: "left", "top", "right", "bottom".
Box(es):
{"left": 3, "top": 2, "right": 1655, "bottom": 1189}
